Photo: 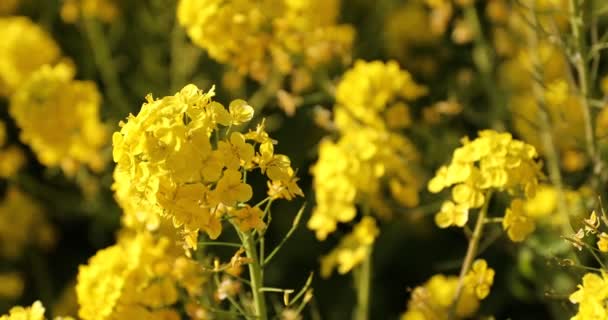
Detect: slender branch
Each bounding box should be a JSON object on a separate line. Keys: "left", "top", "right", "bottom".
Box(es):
{"left": 82, "top": 18, "right": 130, "bottom": 117}
{"left": 353, "top": 248, "right": 372, "bottom": 320}
{"left": 448, "top": 192, "right": 492, "bottom": 320}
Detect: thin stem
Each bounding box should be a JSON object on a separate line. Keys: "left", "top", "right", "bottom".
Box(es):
{"left": 448, "top": 192, "right": 492, "bottom": 320}
{"left": 353, "top": 248, "right": 372, "bottom": 320}
{"left": 82, "top": 18, "right": 130, "bottom": 117}
{"left": 568, "top": 0, "right": 603, "bottom": 191}
{"left": 238, "top": 230, "right": 268, "bottom": 320}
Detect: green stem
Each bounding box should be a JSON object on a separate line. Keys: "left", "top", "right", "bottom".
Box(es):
{"left": 568, "top": 0, "right": 603, "bottom": 191}
{"left": 527, "top": 4, "right": 576, "bottom": 238}
{"left": 448, "top": 192, "right": 492, "bottom": 320}
{"left": 239, "top": 230, "right": 268, "bottom": 320}
{"left": 354, "top": 248, "right": 372, "bottom": 320}
{"left": 82, "top": 18, "right": 130, "bottom": 117}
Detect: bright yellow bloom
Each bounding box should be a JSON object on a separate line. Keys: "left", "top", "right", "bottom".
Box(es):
{"left": 320, "top": 217, "right": 379, "bottom": 277}
{"left": 0, "top": 301, "right": 45, "bottom": 320}
{"left": 435, "top": 200, "right": 469, "bottom": 228}
{"left": 428, "top": 130, "right": 542, "bottom": 229}
{"left": 0, "top": 17, "right": 61, "bottom": 96}
{"left": 334, "top": 60, "right": 427, "bottom": 131}
{"left": 177, "top": 0, "right": 353, "bottom": 83}
{"left": 570, "top": 272, "right": 608, "bottom": 320}
{"left": 597, "top": 233, "right": 608, "bottom": 253}
{"left": 463, "top": 259, "right": 495, "bottom": 299}
{"left": 76, "top": 232, "right": 204, "bottom": 320}
{"left": 10, "top": 62, "right": 107, "bottom": 175}
{"left": 112, "top": 84, "right": 301, "bottom": 247}
{"left": 232, "top": 205, "right": 265, "bottom": 232}
{"left": 309, "top": 61, "right": 425, "bottom": 240}
{"left": 402, "top": 274, "right": 480, "bottom": 320}
{"left": 503, "top": 199, "right": 535, "bottom": 242}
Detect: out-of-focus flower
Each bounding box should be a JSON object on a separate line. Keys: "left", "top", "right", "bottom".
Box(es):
{"left": 76, "top": 232, "right": 203, "bottom": 320}
{"left": 401, "top": 274, "right": 480, "bottom": 320}
{"left": 0, "top": 272, "right": 23, "bottom": 299}
{"left": 10, "top": 62, "right": 107, "bottom": 175}
{"left": 177, "top": 0, "right": 353, "bottom": 83}
{"left": 0, "top": 17, "right": 61, "bottom": 96}
{"left": 320, "top": 217, "right": 379, "bottom": 277}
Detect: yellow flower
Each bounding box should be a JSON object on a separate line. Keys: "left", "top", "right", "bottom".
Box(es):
{"left": 76, "top": 232, "right": 203, "bottom": 320}
{"left": 320, "top": 217, "right": 379, "bottom": 277}
{"left": 228, "top": 99, "right": 254, "bottom": 125}
{"left": 429, "top": 130, "right": 542, "bottom": 230}
{"left": 215, "top": 169, "right": 253, "bottom": 207}
{"left": 232, "top": 205, "right": 265, "bottom": 232}
{"left": 10, "top": 62, "right": 107, "bottom": 174}
{"left": 0, "top": 301, "right": 45, "bottom": 320}
{"left": 257, "top": 141, "right": 292, "bottom": 181}
{"left": 0, "top": 17, "right": 61, "bottom": 96}
{"left": 464, "top": 259, "right": 495, "bottom": 300}
{"left": 402, "top": 274, "right": 480, "bottom": 319}
{"left": 112, "top": 84, "right": 301, "bottom": 247}
{"left": 503, "top": 199, "right": 535, "bottom": 242}
{"left": 217, "top": 132, "right": 255, "bottom": 170}
{"left": 435, "top": 201, "right": 469, "bottom": 228}
{"left": 570, "top": 272, "right": 608, "bottom": 320}
{"left": 177, "top": 0, "right": 353, "bottom": 83}
{"left": 597, "top": 233, "right": 608, "bottom": 253}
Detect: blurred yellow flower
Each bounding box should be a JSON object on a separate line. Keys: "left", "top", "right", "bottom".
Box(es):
{"left": 0, "top": 17, "right": 61, "bottom": 96}
{"left": 463, "top": 259, "right": 495, "bottom": 299}
{"left": 570, "top": 272, "right": 608, "bottom": 320}
{"left": 10, "top": 62, "right": 107, "bottom": 175}
{"left": 503, "top": 199, "right": 535, "bottom": 242}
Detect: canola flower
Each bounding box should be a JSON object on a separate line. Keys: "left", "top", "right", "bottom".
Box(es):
{"left": 0, "top": 187, "right": 55, "bottom": 259}
{"left": 0, "top": 16, "right": 61, "bottom": 97}
{"left": 569, "top": 271, "right": 608, "bottom": 320}
{"left": 320, "top": 216, "right": 379, "bottom": 277}
{"left": 428, "top": 130, "right": 543, "bottom": 242}
{"left": 401, "top": 274, "right": 480, "bottom": 320}
{"left": 0, "top": 301, "right": 74, "bottom": 320}
{"left": 10, "top": 62, "right": 107, "bottom": 175}
{"left": 309, "top": 60, "right": 425, "bottom": 241}
{"left": 177, "top": 0, "right": 353, "bottom": 82}
{"left": 402, "top": 259, "right": 494, "bottom": 319}
{"left": 76, "top": 232, "right": 205, "bottom": 320}
{"left": 112, "top": 84, "right": 302, "bottom": 249}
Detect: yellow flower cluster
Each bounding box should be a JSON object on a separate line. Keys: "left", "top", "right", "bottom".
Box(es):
{"left": 61, "top": 0, "right": 120, "bottom": 23}
{"left": 177, "top": 0, "right": 353, "bottom": 82}
{"left": 0, "top": 187, "right": 55, "bottom": 259}
{"left": 76, "top": 232, "right": 205, "bottom": 320}
{"left": 0, "top": 121, "right": 25, "bottom": 178}
{"left": 309, "top": 60, "right": 425, "bottom": 240}
{"left": 0, "top": 17, "right": 61, "bottom": 97}
{"left": 112, "top": 84, "right": 302, "bottom": 248}
{"left": 463, "top": 259, "right": 495, "bottom": 300}
{"left": 320, "top": 216, "right": 379, "bottom": 278}
{"left": 428, "top": 130, "right": 542, "bottom": 241}
{"left": 570, "top": 272, "right": 608, "bottom": 320}
{"left": 10, "top": 62, "right": 107, "bottom": 175}
{"left": 0, "top": 301, "right": 74, "bottom": 320}
{"left": 401, "top": 274, "right": 480, "bottom": 320}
